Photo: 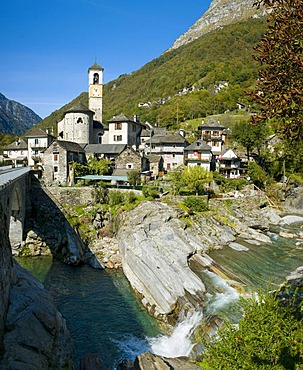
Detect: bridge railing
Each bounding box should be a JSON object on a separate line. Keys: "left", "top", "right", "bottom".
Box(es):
{"left": 0, "top": 167, "right": 31, "bottom": 188}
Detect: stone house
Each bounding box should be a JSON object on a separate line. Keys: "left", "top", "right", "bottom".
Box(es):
{"left": 183, "top": 139, "right": 213, "bottom": 171}
{"left": 113, "top": 146, "right": 148, "bottom": 176}
{"left": 43, "top": 140, "right": 86, "bottom": 186}
{"left": 145, "top": 154, "right": 164, "bottom": 178}
{"left": 198, "top": 119, "right": 227, "bottom": 157}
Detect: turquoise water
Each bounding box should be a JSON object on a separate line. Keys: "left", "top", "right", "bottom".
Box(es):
{"left": 16, "top": 225, "right": 303, "bottom": 369}
{"left": 209, "top": 229, "right": 303, "bottom": 291}
{"left": 17, "top": 258, "right": 162, "bottom": 369}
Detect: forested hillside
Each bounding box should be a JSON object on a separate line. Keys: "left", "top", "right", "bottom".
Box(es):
{"left": 33, "top": 17, "right": 267, "bottom": 134}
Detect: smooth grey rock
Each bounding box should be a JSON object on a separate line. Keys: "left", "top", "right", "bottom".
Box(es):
{"left": 228, "top": 242, "right": 249, "bottom": 251}
{"left": 134, "top": 352, "right": 201, "bottom": 370}
{"left": 279, "top": 215, "right": 303, "bottom": 225}
{"left": 0, "top": 262, "right": 73, "bottom": 370}
{"left": 117, "top": 202, "right": 205, "bottom": 320}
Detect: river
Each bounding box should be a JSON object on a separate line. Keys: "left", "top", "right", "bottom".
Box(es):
{"left": 16, "top": 223, "right": 303, "bottom": 369}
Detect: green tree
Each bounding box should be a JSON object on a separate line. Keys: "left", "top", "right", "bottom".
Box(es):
{"left": 181, "top": 166, "right": 213, "bottom": 195}
{"left": 251, "top": 0, "right": 303, "bottom": 142}
{"left": 248, "top": 161, "right": 268, "bottom": 189}
{"left": 201, "top": 289, "right": 303, "bottom": 369}
{"left": 232, "top": 121, "right": 269, "bottom": 160}
{"left": 87, "top": 157, "right": 112, "bottom": 175}
{"left": 127, "top": 169, "right": 141, "bottom": 186}
{"left": 168, "top": 166, "right": 184, "bottom": 195}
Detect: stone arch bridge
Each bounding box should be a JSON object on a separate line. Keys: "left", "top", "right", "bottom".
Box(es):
{"left": 0, "top": 167, "right": 31, "bottom": 248}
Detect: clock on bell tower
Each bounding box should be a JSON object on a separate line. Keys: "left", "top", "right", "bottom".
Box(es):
{"left": 88, "top": 61, "right": 104, "bottom": 123}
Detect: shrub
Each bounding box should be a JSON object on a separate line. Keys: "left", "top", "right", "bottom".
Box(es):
{"left": 91, "top": 183, "right": 109, "bottom": 204}
{"left": 142, "top": 186, "right": 159, "bottom": 199}
{"left": 200, "top": 289, "right": 303, "bottom": 369}
{"left": 183, "top": 196, "right": 209, "bottom": 212}
{"left": 109, "top": 191, "right": 125, "bottom": 206}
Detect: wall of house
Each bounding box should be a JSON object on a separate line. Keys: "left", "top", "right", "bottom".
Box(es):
{"left": 27, "top": 137, "right": 49, "bottom": 167}
{"left": 43, "top": 145, "right": 68, "bottom": 185}
{"left": 115, "top": 148, "right": 142, "bottom": 171}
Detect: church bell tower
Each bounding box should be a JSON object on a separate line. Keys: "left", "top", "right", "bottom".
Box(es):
{"left": 88, "top": 61, "right": 104, "bottom": 123}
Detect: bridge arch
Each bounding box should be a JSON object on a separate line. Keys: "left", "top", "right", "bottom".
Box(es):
{"left": 9, "top": 182, "right": 24, "bottom": 247}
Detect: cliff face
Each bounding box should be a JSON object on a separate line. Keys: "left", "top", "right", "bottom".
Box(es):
{"left": 169, "top": 0, "right": 266, "bottom": 51}
{"left": 0, "top": 93, "right": 41, "bottom": 135}
{"left": 0, "top": 199, "right": 73, "bottom": 369}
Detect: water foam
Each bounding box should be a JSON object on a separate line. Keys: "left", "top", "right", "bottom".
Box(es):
{"left": 204, "top": 270, "right": 240, "bottom": 315}
{"left": 148, "top": 311, "right": 203, "bottom": 357}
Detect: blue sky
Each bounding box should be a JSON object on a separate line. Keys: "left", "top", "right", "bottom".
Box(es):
{"left": 0, "top": 0, "right": 212, "bottom": 118}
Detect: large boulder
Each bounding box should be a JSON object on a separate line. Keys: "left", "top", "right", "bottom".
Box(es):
{"left": 0, "top": 262, "right": 73, "bottom": 370}
{"left": 117, "top": 202, "right": 205, "bottom": 322}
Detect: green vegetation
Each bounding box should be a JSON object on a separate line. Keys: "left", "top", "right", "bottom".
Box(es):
{"left": 200, "top": 289, "right": 303, "bottom": 369}
{"left": 182, "top": 166, "right": 213, "bottom": 196}
{"left": 183, "top": 196, "right": 209, "bottom": 213}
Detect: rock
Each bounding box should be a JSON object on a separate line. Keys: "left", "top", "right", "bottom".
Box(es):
{"left": 80, "top": 353, "right": 107, "bottom": 370}
{"left": 117, "top": 201, "right": 205, "bottom": 321}
{"left": 228, "top": 242, "right": 249, "bottom": 251}
{"left": 0, "top": 262, "right": 73, "bottom": 370}
{"left": 134, "top": 352, "right": 201, "bottom": 370}
{"left": 279, "top": 215, "right": 303, "bottom": 225}
{"left": 279, "top": 231, "right": 297, "bottom": 239}
{"left": 245, "top": 239, "right": 261, "bottom": 245}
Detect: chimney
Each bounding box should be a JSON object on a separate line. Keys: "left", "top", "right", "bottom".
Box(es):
{"left": 179, "top": 129, "right": 185, "bottom": 137}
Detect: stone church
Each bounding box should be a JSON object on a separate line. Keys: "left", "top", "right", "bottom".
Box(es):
{"left": 57, "top": 61, "right": 109, "bottom": 145}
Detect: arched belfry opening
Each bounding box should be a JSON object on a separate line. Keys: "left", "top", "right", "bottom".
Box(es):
{"left": 9, "top": 186, "right": 23, "bottom": 247}
{"left": 93, "top": 73, "right": 99, "bottom": 84}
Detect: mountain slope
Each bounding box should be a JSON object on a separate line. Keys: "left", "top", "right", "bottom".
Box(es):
{"left": 34, "top": 16, "right": 268, "bottom": 133}
{"left": 0, "top": 93, "right": 42, "bottom": 135}
{"left": 169, "top": 0, "right": 266, "bottom": 51}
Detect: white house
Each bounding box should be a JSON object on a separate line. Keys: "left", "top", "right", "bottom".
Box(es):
{"left": 107, "top": 114, "right": 145, "bottom": 148}
{"left": 183, "top": 139, "right": 212, "bottom": 171}
{"left": 3, "top": 138, "right": 28, "bottom": 166}
{"left": 218, "top": 148, "right": 242, "bottom": 178}
{"left": 26, "top": 129, "right": 54, "bottom": 168}
{"left": 144, "top": 128, "right": 188, "bottom": 171}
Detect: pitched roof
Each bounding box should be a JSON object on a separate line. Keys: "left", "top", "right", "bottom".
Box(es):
{"left": 151, "top": 132, "right": 187, "bottom": 145}
{"left": 51, "top": 140, "right": 85, "bottom": 153}
{"left": 88, "top": 61, "right": 104, "bottom": 72}
{"left": 3, "top": 138, "right": 28, "bottom": 150}
{"left": 107, "top": 113, "right": 145, "bottom": 126}
{"left": 199, "top": 118, "right": 226, "bottom": 130}
{"left": 65, "top": 101, "right": 94, "bottom": 114}
{"left": 184, "top": 139, "right": 211, "bottom": 151}
{"left": 84, "top": 144, "right": 126, "bottom": 155}
{"left": 146, "top": 154, "right": 163, "bottom": 163}
{"left": 26, "top": 128, "right": 54, "bottom": 138}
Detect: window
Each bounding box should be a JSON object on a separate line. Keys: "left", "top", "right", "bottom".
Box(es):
{"left": 127, "top": 163, "right": 133, "bottom": 169}
{"left": 97, "top": 133, "right": 103, "bottom": 144}
{"left": 115, "top": 122, "right": 122, "bottom": 130}
{"left": 77, "top": 117, "right": 83, "bottom": 123}
{"left": 54, "top": 166, "right": 58, "bottom": 172}
{"left": 93, "top": 73, "right": 99, "bottom": 84}
{"left": 35, "top": 139, "right": 39, "bottom": 145}
{"left": 53, "top": 153, "right": 59, "bottom": 161}
{"left": 132, "top": 124, "right": 136, "bottom": 132}
{"left": 114, "top": 135, "right": 122, "bottom": 141}
{"left": 172, "top": 154, "right": 175, "bottom": 158}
